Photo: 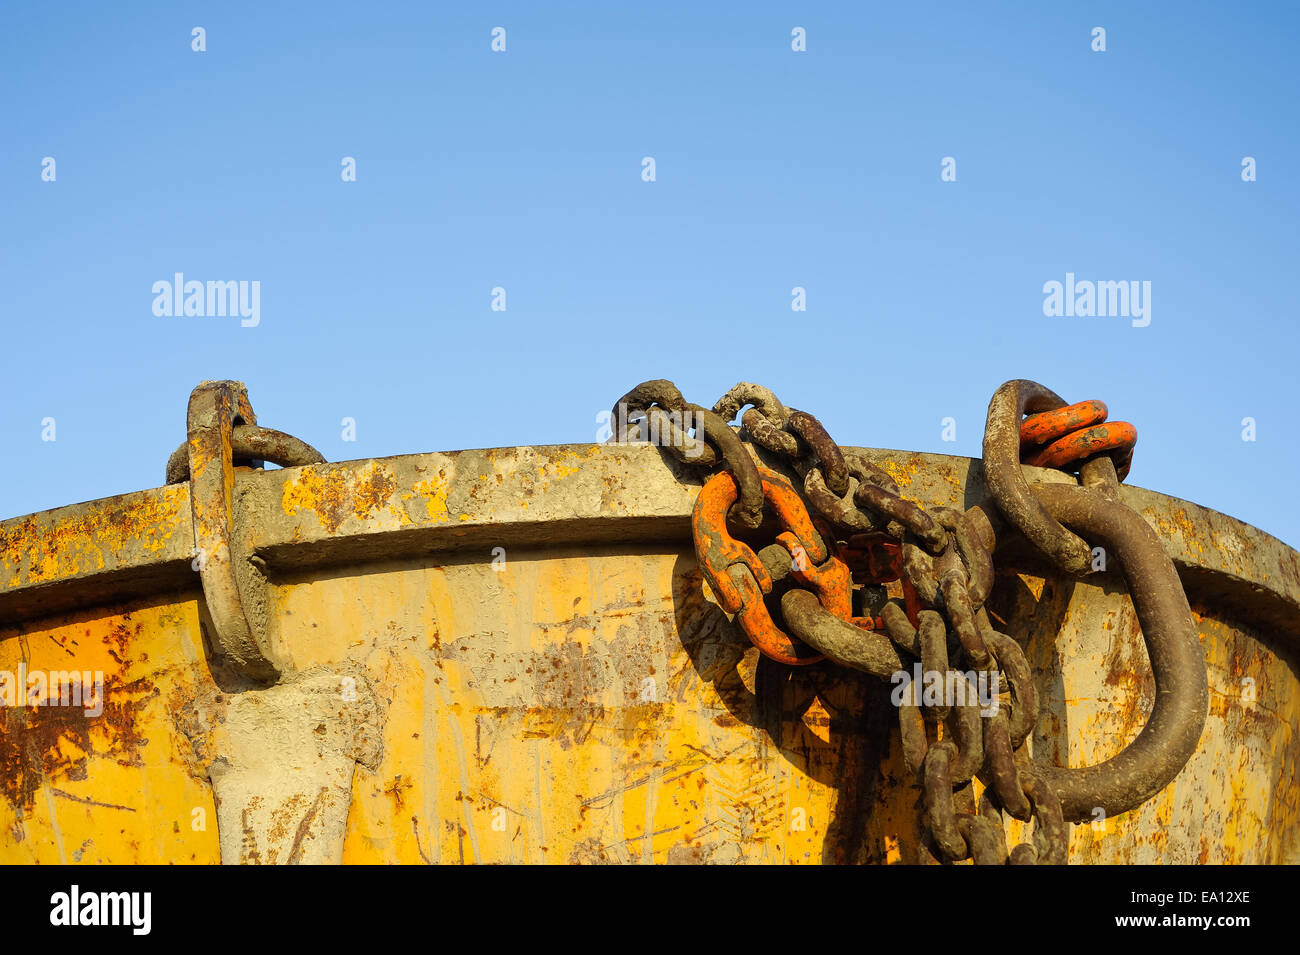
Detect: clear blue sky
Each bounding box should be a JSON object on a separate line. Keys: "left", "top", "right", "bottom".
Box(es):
{"left": 3, "top": 2, "right": 1297, "bottom": 550}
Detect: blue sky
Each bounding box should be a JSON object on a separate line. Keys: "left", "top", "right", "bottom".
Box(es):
{"left": 2, "top": 2, "right": 1297, "bottom": 549}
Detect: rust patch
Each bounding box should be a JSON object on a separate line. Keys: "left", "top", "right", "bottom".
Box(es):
{"left": 384, "top": 774, "right": 413, "bottom": 810}
{"left": 286, "top": 788, "right": 328, "bottom": 865}
{"left": 0, "top": 486, "right": 186, "bottom": 590}
{"left": 0, "top": 684, "right": 157, "bottom": 815}
{"left": 281, "top": 463, "right": 398, "bottom": 534}
{"left": 0, "top": 622, "right": 157, "bottom": 814}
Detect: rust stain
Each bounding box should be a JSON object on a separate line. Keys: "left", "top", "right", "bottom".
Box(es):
{"left": 0, "top": 487, "right": 186, "bottom": 589}
{"left": 384, "top": 774, "right": 413, "bottom": 810}
{"left": 281, "top": 462, "right": 398, "bottom": 534}
{"left": 0, "top": 620, "right": 157, "bottom": 815}
{"left": 286, "top": 788, "right": 328, "bottom": 865}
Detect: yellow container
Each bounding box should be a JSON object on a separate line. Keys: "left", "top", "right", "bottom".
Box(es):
{"left": 1, "top": 440, "right": 1296, "bottom": 864}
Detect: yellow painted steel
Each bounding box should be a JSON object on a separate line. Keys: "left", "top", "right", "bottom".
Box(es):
{"left": 2, "top": 554, "right": 1296, "bottom": 864}
{"left": 0, "top": 599, "right": 220, "bottom": 863}
{"left": 1, "top": 444, "right": 1297, "bottom": 864}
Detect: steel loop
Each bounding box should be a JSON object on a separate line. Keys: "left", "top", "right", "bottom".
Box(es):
{"left": 856, "top": 484, "right": 946, "bottom": 554}
{"left": 931, "top": 506, "right": 994, "bottom": 609}
{"left": 166, "top": 424, "right": 325, "bottom": 485}
{"left": 804, "top": 469, "right": 882, "bottom": 534}
{"left": 939, "top": 574, "right": 990, "bottom": 671}
{"left": 785, "top": 411, "right": 849, "bottom": 496}
{"left": 1021, "top": 771, "right": 1068, "bottom": 865}
{"left": 957, "top": 813, "right": 1010, "bottom": 866}
{"left": 983, "top": 379, "right": 1094, "bottom": 575}
{"left": 625, "top": 376, "right": 1199, "bottom": 863}
{"left": 781, "top": 590, "right": 900, "bottom": 678}
{"left": 983, "top": 630, "right": 1037, "bottom": 748}
{"left": 983, "top": 710, "right": 1032, "bottom": 820}
{"left": 741, "top": 407, "right": 801, "bottom": 457}
{"left": 923, "top": 743, "right": 968, "bottom": 862}
{"left": 942, "top": 671, "right": 985, "bottom": 784}
{"left": 1021, "top": 399, "right": 1136, "bottom": 481}
{"left": 917, "top": 612, "right": 950, "bottom": 722}
{"left": 898, "top": 699, "right": 929, "bottom": 777}
{"left": 692, "top": 465, "right": 842, "bottom": 665}
{"left": 713, "top": 382, "right": 791, "bottom": 431}
{"left": 1026, "top": 482, "right": 1209, "bottom": 822}
{"left": 611, "top": 380, "right": 764, "bottom": 526}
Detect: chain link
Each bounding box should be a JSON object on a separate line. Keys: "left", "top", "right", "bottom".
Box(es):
{"left": 610, "top": 377, "right": 1208, "bottom": 865}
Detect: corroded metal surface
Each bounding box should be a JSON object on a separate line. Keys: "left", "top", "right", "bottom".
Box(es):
{"left": 1029, "top": 480, "right": 1209, "bottom": 821}
{"left": 0, "top": 444, "right": 1297, "bottom": 863}
{"left": 165, "top": 423, "right": 324, "bottom": 485}
{"left": 184, "top": 381, "right": 281, "bottom": 682}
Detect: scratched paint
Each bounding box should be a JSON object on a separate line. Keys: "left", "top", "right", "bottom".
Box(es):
{"left": 0, "top": 598, "right": 220, "bottom": 864}
{"left": 282, "top": 550, "right": 867, "bottom": 864}
{"left": 0, "top": 552, "right": 1295, "bottom": 863}
{"left": 988, "top": 572, "right": 1300, "bottom": 864}
{"left": 1, "top": 436, "right": 1298, "bottom": 863}
{"left": 0, "top": 550, "right": 1295, "bottom": 863}
{"left": 0, "top": 485, "right": 188, "bottom": 590}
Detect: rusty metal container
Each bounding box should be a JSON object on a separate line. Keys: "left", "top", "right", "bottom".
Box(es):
{"left": 1, "top": 393, "right": 1297, "bottom": 864}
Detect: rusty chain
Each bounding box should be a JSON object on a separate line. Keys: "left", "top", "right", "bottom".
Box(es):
{"left": 610, "top": 377, "right": 1209, "bottom": 865}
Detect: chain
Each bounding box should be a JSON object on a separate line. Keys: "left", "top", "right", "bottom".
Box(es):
{"left": 609, "top": 377, "right": 1209, "bottom": 865}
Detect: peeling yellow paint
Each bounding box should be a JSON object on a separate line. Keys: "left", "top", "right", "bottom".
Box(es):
{"left": 412, "top": 479, "right": 451, "bottom": 524}
{"left": 280, "top": 462, "right": 400, "bottom": 534}
{"left": 0, "top": 487, "right": 187, "bottom": 589}
{"left": 1, "top": 445, "right": 1296, "bottom": 865}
